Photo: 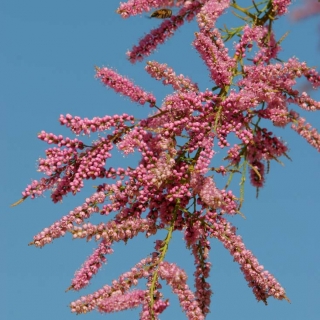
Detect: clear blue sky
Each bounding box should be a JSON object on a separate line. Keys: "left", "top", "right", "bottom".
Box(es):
{"left": 2, "top": 1, "right": 320, "bottom": 319}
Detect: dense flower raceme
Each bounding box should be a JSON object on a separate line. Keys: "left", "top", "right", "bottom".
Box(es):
{"left": 20, "top": 56, "right": 319, "bottom": 316}
{"left": 193, "top": 28, "right": 236, "bottom": 87}
{"left": 120, "top": 0, "right": 292, "bottom": 64}
{"left": 70, "top": 240, "right": 113, "bottom": 291}
{"left": 16, "top": 0, "right": 320, "bottom": 318}
{"left": 235, "top": 25, "right": 280, "bottom": 64}
{"left": 206, "top": 212, "right": 288, "bottom": 303}
{"left": 95, "top": 67, "right": 156, "bottom": 106}
{"left": 126, "top": 1, "right": 203, "bottom": 63}
{"left": 191, "top": 237, "right": 212, "bottom": 315}
{"left": 69, "top": 257, "right": 204, "bottom": 319}
{"left": 145, "top": 61, "right": 199, "bottom": 92}
{"left": 20, "top": 125, "right": 122, "bottom": 203}
{"left": 117, "top": 0, "right": 176, "bottom": 18}
{"left": 196, "top": 0, "right": 230, "bottom": 31}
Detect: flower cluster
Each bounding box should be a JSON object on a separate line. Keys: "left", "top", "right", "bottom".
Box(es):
{"left": 96, "top": 67, "right": 156, "bottom": 106}
{"left": 126, "top": 1, "right": 203, "bottom": 63}
{"left": 71, "top": 240, "right": 113, "bottom": 291}
{"left": 117, "top": 0, "right": 175, "bottom": 18}
{"left": 206, "top": 211, "right": 289, "bottom": 303}
{"left": 16, "top": 0, "right": 320, "bottom": 318}
{"left": 194, "top": 29, "right": 236, "bottom": 87}
{"left": 59, "top": 113, "right": 135, "bottom": 135}
{"left": 145, "top": 61, "right": 199, "bottom": 92}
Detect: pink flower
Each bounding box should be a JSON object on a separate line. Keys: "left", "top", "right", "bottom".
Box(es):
{"left": 127, "top": 2, "right": 202, "bottom": 63}
{"left": 291, "top": 116, "right": 320, "bottom": 151}
{"left": 71, "top": 240, "right": 113, "bottom": 291}
{"left": 272, "top": 0, "right": 292, "bottom": 15}
{"left": 116, "top": 0, "right": 175, "bottom": 18}
{"left": 193, "top": 29, "right": 236, "bottom": 87}
{"left": 196, "top": 0, "right": 230, "bottom": 31}
{"left": 59, "top": 113, "right": 135, "bottom": 135}
{"left": 206, "top": 212, "right": 289, "bottom": 304}
{"left": 145, "top": 60, "right": 199, "bottom": 92}
{"left": 158, "top": 261, "right": 205, "bottom": 319}
{"left": 96, "top": 67, "right": 156, "bottom": 106}
{"left": 98, "top": 289, "right": 145, "bottom": 313}
{"left": 19, "top": 0, "right": 320, "bottom": 317}
{"left": 236, "top": 25, "right": 280, "bottom": 64}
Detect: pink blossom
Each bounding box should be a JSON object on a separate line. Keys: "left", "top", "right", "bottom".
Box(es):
{"left": 71, "top": 240, "right": 113, "bottom": 291}
{"left": 59, "top": 113, "right": 135, "bottom": 135}
{"left": 127, "top": 17, "right": 183, "bottom": 63}
{"left": 272, "top": 0, "right": 292, "bottom": 15}
{"left": 21, "top": 132, "right": 112, "bottom": 202}
{"left": 96, "top": 67, "right": 156, "bottom": 105}
{"left": 192, "top": 238, "right": 212, "bottom": 316}
{"left": 70, "top": 257, "right": 153, "bottom": 314}
{"left": 236, "top": 25, "right": 280, "bottom": 64}
{"left": 249, "top": 160, "right": 265, "bottom": 188}
{"left": 196, "top": 0, "right": 230, "bottom": 31}
{"left": 98, "top": 289, "right": 145, "bottom": 313}
{"left": 291, "top": 117, "right": 320, "bottom": 151}
{"left": 145, "top": 60, "right": 199, "bottom": 92}
{"left": 206, "top": 212, "right": 289, "bottom": 304}
{"left": 294, "top": 91, "right": 320, "bottom": 111}
{"left": 127, "top": 2, "right": 202, "bottom": 63}
{"left": 193, "top": 29, "right": 236, "bottom": 87}
{"left": 17, "top": 0, "right": 320, "bottom": 317}
{"left": 116, "top": 0, "right": 175, "bottom": 18}
{"left": 191, "top": 175, "right": 222, "bottom": 209}
{"left": 71, "top": 218, "right": 153, "bottom": 243}
{"left": 158, "top": 261, "right": 205, "bottom": 319}
{"left": 30, "top": 191, "right": 106, "bottom": 247}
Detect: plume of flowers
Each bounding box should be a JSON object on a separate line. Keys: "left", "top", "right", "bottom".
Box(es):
{"left": 14, "top": 0, "right": 320, "bottom": 318}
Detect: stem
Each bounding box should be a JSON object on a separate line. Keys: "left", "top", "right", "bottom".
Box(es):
{"left": 149, "top": 204, "right": 177, "bottom": 319}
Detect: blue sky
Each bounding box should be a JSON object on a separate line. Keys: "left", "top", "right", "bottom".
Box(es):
{"left": 2, "top": 0, "right": 320, "bottom": 319}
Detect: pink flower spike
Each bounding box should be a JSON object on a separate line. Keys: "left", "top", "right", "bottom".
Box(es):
{"left": 59, "top": 113, "right": 135, "bottom": 136}
{"left": 291, "top": 117, "right": 320, "bottom": 152}
{"left": 116, "top": 0, "right": 175, "bottom": 18}
{"left": 127, "top": 3, "right": 202, "bottom": 63}
{"left": 98, "top": 289, "right": 145, "bottom": 313}
{"left": 30, "top": 191, "right": 106, "bottom": 248}
{"left": 158, "top": 261, "right": 205, "bottom": 319}
{"left": 71, "top": 240, "right": 113, "bottom": 291}
{"left": 206, "top": 213, "right": 289, "bottom": 304}
{"left": 193, "top": 29, "right": 236, "bottom": 87}
{"left": 96, "top": 67, "right": 156, "bottom": 106}
{"left": 272, "top": 0, "right": 292, "bottom": 16}
{"left": 145, "top": 61, "right": 199, "bottom": 92}
{"left": 70, "top": 257, "right": 153, "bottom": 314}
{"left": 196, "top": 0, "right": 230, "bottom": 31}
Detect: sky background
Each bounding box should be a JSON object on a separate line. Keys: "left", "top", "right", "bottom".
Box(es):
{"left": 2, "top": 0, "right": 320, "bottom": 319}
